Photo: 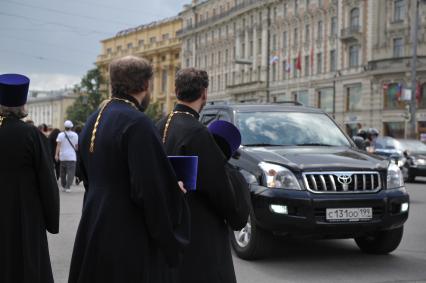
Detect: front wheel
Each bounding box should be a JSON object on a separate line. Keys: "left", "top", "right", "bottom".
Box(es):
{"left": 230, "top": 216, "right": 271, "bottom": 260}
{"left": 355, "top": 226, "right": 404, "bottom": 254}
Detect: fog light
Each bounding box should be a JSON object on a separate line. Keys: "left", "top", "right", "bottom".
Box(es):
{"left": 401, "top": 202, "right": 409, "bottom": 212}
{"left": 270, "top": 204, "right": 288, "bottom": 214}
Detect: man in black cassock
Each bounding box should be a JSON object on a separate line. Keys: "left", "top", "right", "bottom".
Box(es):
{"left": 68, "top": 56, "right": 190, "bottom": 283}
{"left": 157, "top": 68, "right": 249, "bottom": 283}
{"left": 0, "top": 74, "right": 60, "bottom": 283}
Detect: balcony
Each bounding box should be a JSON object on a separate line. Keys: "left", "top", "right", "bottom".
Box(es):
{"left": 367, "top": 56, "right": 426, "bottom": 75}
{"left": 177, "top": 0, "right": 262, "bottom": 37}
{"left": 340, "top": 25, "right": 362, "bottom": 42}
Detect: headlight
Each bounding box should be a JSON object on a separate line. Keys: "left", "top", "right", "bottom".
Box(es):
{"left": 258, "top": 162, "right": 302, "bottom": 190}
{"left": 387, "top": 163, "right": 404, "bottom": 189}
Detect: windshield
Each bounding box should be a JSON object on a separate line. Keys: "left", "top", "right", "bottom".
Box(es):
{"left": 236, "top": 111, "right": 351, "bottom": 147}
{"left": 374, "top": 137, "right": 400, "bottom": 150}
{"left": 399, "top": 140, "right": 426, "bottom": 154}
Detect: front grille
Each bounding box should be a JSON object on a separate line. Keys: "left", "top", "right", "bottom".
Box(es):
{"left": 302, "top": 171, "right": 382, "bottom": 193}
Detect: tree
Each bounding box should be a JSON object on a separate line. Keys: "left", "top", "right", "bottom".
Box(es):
{"left": 144, "top": 100, "right": 164, "bottom": 122}
{"left": 66, "top": 68, "right": 106, "bottom": 126}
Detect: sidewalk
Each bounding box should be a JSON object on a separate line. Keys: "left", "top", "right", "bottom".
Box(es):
{"left": 48, "top": 182, "right": 85, "bottom": 283}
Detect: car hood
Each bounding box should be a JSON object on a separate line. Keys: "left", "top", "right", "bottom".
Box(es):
{"left": 241, "top": 146, "right": 389, "bottom": 171}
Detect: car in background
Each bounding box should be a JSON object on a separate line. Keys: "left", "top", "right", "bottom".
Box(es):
{"left": 374, "top": 137, "right": 426, "bottom": 182}
{"left": 200, "top": 103, "right": 409, "bottom": 259}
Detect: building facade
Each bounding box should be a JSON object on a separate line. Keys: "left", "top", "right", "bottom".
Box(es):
{"left": 96, "top": 17, "right": 182, "bottom": 114}
{"left": 26, "top": 90, "right": 78, "bottom": 129}
{"left": 178, "top": 0, "right": 426, "bottom": 138}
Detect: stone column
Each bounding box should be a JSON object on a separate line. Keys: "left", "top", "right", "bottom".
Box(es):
{"left": 253, "top": 26, "right": 258, "bottom": 69}
{"left": 166, "top": 54, "right": 176, "bottom": 114}
{"left": 153, "top": 55, "right": 161, "bottom": 103}
{"left": 261, "top": 22, "right": 268, "bottom": 81}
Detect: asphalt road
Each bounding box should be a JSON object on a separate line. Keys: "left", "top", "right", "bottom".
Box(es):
{"left": 49, "top": 179, "right": 426, "bottom": 283}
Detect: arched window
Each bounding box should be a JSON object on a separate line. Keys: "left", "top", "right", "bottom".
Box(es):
{"left": 350, "top": 8, "right": 360, "bottom": 29}
{"left": 384, "top": 83, "right": 405, "bottom": 110}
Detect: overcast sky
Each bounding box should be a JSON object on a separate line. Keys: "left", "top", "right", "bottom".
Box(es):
{"left": 0, "top": 0, "right": 189, "bottom": 90}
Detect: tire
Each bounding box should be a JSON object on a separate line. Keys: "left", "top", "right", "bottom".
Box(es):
{"left": 355, "top": 226, "right": 404, "bottom": 254}
{"left": 230, "top": 214, "right": 271, "bottom": 260}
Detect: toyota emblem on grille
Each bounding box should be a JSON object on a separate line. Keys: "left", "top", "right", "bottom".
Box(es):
{"left": 335, "top": 174, "right": 352, "bottom": 191}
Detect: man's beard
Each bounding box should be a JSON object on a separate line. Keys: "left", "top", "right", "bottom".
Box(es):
{"left": 140, "top": 92, "right": 151, "bottom": 111}
{"left": 199, "top": 101, "right": 207, "bottom": 113}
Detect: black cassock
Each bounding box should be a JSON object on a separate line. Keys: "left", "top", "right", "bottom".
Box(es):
{"left": 68, "top": 97, "right": 190, "bottom": 283}
{"left": 0, "top": 116, "right": 60, "bottom": 283}
{"left": 157, "top": 104, "right": 249, "bottom": 283}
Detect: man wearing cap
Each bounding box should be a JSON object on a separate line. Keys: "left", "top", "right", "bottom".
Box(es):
{"left": 68, "top": 56, "right": 190, "bottom": 283}
{"left": 55, "top": 119, "right": 78, "bottom": 192}
{"left": 157, "top": 68, "right": 249, "bottom": 283}
{"left": 0, "top": 74, "right": 60, "bottom": 283}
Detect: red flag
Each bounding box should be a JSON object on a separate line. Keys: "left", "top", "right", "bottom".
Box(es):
{"left": 416, "top": 82, "right": 421, "bottom": 102}
{"left": 295, "top": 51, "right": 302, "bottom": 71}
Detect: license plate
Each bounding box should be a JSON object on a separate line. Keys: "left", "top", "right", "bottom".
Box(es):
{"left": 326, "top": 208, "right": 372, "bottom": 222}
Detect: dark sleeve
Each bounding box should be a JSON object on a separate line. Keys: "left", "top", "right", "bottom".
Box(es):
{"left": 125, "top": 117, "right": 190, "bottom": 267}
{"left": 185, "top": 128, "right": 247, "bottom": 227}
{"left": 77, "top": 148, "right": 90, "bottom": 206}
{"left": 34, "top": 131, "right": 60, "bottom": 234}
{"left": 224, "top": 163, "right": 251, "bottom": 230}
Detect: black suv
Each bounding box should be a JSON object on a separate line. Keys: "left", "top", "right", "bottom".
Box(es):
{"left": 200, "top": 103, "right": 409, "bottom": 259}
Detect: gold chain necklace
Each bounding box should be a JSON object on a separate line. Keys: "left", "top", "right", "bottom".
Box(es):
{"left": 89, "top": 97, "right": 138, "bottom": 153}
{"left": 162, "top": 111, "right": 195, "bottom": 144}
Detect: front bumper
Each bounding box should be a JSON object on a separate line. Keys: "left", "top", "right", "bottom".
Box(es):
{"left": 251, "top": 185, "right": 409, "bottom": 238}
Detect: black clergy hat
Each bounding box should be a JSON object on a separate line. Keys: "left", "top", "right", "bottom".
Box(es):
{"left": 0, "top": 74, "right": 30, "bottom": 107}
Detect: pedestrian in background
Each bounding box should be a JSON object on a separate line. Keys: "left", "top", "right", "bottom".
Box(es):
{"left": 0, "top": 73, "right": 59, "bottom": 283}
{"left": 55, "top": 120, "right": 78, "bottom": 192}
{"left": 48, "top": 128, "right": 61, "bottom": 180}
{"left": 157, "top": 68, "right": 249, "bottom": 283}
{"left": 38, "top": 123, "right": 49, "bottom": 137}
{"left": 68, "top": 56, "right": 190, "bottom": 283}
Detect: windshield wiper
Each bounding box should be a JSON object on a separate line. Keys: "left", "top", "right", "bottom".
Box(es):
{"left": 295, "top": 143, "right": 334, "bottom": 147}
{"left": 243, "top": 143, "right": 284, "bottom": 147}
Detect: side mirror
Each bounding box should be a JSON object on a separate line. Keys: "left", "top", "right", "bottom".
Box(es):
{"left": 352, "top": 136, "right": 366, "bottom": 150}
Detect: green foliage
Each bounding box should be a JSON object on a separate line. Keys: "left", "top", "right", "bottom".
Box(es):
{"left": 145, "top": 101, "right": 164, "bottom": 122}
{"left": 66, "top": 68, "right": 106, "bottom": 126}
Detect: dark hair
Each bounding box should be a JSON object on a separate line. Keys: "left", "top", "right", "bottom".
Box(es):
{"left": 38, "top": 123, "right": 48, "bottom": 132}
{"left": 109, "top": 56, "right": 153, "bottom": 97}
{"left": 48, "top": 128, "right": 60, "bottom": 141}
{"left": 175, "top": 68, "right": 209, "bottom": 102}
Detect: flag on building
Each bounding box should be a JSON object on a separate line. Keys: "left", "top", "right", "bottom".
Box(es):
{"left": 283, "top": 59, "right": 291, "bottom": 72}
{"left": 416, "top": 82, "right": 422, "bottom": 102}
{"left": 396, "top": 83, "right": 402, "bottom": 101}
{"left": 295, "top": 51, "right": 302, "bottom": 71}
{"left": 270, "top": 55, "right": 279, "bottom": 65}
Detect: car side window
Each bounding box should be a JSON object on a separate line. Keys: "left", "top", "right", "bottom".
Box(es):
{"left": 217, "top": 111, "right": 231, "bottom": 122}
{"left": 200, "top": 111, "right": 218, "bottom": 126}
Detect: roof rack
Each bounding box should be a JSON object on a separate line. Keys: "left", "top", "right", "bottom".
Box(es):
{"left": 207, "top": 100, "right": 229, "bottom": 105}
{"left": 275, "top": 101, "right": 304, "bottom": 106}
